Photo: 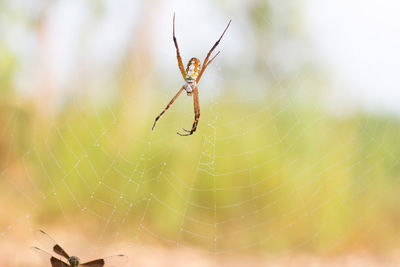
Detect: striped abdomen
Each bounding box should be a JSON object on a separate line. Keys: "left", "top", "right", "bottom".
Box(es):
{"left": 185, "top": 58, "right": 201, "bottom": 82}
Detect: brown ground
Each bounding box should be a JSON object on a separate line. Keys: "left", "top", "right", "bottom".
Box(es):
{"left": 2, "top": 240, "right": 400, "bottom": 267}
{"left": 0, "top": 217, "right": 398, "bottom": 267}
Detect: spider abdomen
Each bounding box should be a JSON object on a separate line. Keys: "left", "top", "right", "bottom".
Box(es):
{"left": 185, "top": 58, "right": 201, "bottom": 82}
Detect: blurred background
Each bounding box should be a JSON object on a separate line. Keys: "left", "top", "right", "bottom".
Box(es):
{"left": 1, "top": 0, "right": 400, "bottom": 266}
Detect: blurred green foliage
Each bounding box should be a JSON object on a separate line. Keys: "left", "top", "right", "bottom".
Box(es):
{"left": 1, "top": 91, "right": 400, "bottom": 253}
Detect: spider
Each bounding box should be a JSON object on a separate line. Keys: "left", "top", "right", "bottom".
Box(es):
{"left": 152, "top": 13, "right": 231, "bottom": 136}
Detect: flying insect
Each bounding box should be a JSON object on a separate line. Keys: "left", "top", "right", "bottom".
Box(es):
{"left": 31, "top": 230, "right": 127, "bottom": 267}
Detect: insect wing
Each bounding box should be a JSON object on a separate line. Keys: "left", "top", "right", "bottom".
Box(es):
{"left": 34, "top": 229, "right": 70, "bottom": 260}
{"left": 80, "top": 259, "right": 104, "bottom": 267}
{"left": 31, "top": 246, "right": 70, "bottom": 267}
{"left": 51, "top": 257, "right": 71, "bottom": 267}
{"left": 81, "top": 255, "right": 128, "bottom": 267}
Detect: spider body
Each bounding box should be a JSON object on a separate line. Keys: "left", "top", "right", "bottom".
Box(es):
{"left": 185, "top": 58, "right": 201, "bottom": 82}
{"left": 184, "top": 57, "right": 201, "bottom": 95}
{"left": 183, "top": 80, "right": 196, "bottom": 96}
{"left": 152, "top": 14, "right": 231, "bottom": 136}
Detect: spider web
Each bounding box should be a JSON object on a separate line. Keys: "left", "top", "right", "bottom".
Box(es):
{"left": 2, "top": 67, "right": 400, "bottom": 266}
{"left": 1, "top": 3, "right": 400, "bottom": 267}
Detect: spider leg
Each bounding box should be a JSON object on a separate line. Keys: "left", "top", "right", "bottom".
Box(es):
{"left": 195, "top": 51, "right": 221, "bottom": 84}
{"left": 205, "top": 51, "right": 220, "bottom": 67}
{"left": 196, "top": 19, "right": 231, "bottom": 83}
{"left": 177, "top": 87, "right": 200, "bottom": 136}
{"left": 152, "top": 86, "right": 185, "bottom": 131}
{"left": 173, "top": 13, "right": 186, "bottom": 79}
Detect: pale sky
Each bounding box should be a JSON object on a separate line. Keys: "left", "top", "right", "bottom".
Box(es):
{"left": 304, "top": 0, "right": 400, "bottom": 115}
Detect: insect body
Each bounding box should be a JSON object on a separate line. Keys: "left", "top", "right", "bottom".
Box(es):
{"left": 31, "top": 229, "right": 127, "bottom": 267}
{"left": 152, "top": 13, "right": 231, "bottom": 136}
